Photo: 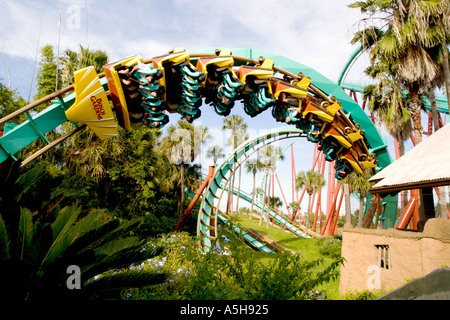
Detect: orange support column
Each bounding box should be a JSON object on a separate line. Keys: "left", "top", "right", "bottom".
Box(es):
{"left": 174, "top": 166, "right": 215, "bottom": 232}
{"left": 410, "top": 189, "right": 420, "bottom": 230}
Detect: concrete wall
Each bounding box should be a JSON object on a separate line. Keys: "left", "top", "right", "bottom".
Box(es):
{"left": 339, "top": 218, "right": 450, "bottom": 295}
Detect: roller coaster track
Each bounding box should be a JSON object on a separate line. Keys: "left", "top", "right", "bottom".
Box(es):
{"left": 222, "top": 183, "right": 313, "bottom": 239}
{"left": 0, "top": 46, "right": 391, "bottom": 251}
{"left": 185, "top": 185, "right": 278, "bottom": 253}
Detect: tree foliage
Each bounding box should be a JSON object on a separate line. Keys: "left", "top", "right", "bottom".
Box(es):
{"left": 34, "top": 44, "right": 61, "bottom": 101}
{"left": 0, "top": 82, "right": 27, "bottom": 122}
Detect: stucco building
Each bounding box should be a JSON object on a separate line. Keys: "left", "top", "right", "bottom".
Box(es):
{"left": 339, "top": 218, "right": 450, "bottom": 294}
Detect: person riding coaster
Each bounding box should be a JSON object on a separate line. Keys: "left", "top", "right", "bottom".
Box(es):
{"left": 131, "top": 61, "right": 164, "bottom": 85}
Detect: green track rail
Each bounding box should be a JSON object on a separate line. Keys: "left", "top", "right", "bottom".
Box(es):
{"left": 222, "top": 184, "right": 311, "bottom": 238}
{"left": 197, "top": 126, "right": 316, "bottom": 251}
{"left": 185, "top": 186, "right": 276, "bottom": 253}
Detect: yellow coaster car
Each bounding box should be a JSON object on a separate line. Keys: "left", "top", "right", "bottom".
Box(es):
{"left": 65, "top": 66, "right": 119, "bottom": 139}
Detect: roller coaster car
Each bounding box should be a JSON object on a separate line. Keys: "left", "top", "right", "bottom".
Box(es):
{"left": 195, "top": 48, "right": 235, "bottom": 85}
{"left": 195, "top": 49, "right": 243, "bottom": 116}
{"left": 152, "top": 47, "right": 204, "bottom": 121}
{"left": 319, "top": 136, "right": 343, "bottom": 162}
{"left": 334, "top": 158, "right": 353, "bottom": 180}
{"left": 65, "top": 66, "right": 119, "bottom": 140}
{"left": 272, "top": 78, "right": 309, "bottom": 103}
{"left": 236, "top": 58, "right": 274, "bottom": 91}
{"left": 103, "top": 55, "right": 145, "bottom": 130}
{"left": 236, "top": 58, "right": 275, "bottom": 117}
{"left": 340, "top": 150, "right": 364, "bottom": 174}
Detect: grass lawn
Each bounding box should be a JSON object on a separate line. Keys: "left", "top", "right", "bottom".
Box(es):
{"left": 218, "top": 213, "right": 343, "bottom": 300}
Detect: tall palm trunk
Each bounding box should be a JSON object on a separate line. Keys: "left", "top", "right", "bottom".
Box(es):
{"left": 260, "top": 172, "right": 268, "bottom": 226}
{"left": 344, "top": 183, "right": 352, "bottom": 225}
{"left": 229, "top": 163, "right": 235, "bottom": 215}
{"left": 358, "top": 194, "right": 364, "bottom": 228}
{"left": 305, "top": 193, "right": 312, "bottom": 236}
{"left": 179, "top": 162, "right": 185, "bottom": 220}
{"left": 429, "top": 86, "right": 441, "bottom": 133}
{"left": 429, "top": 85, "right": 448, "bottom": 217}
{"left": 266, "top": 174, "right": 271, "bottom": 229}
{"left": 441, "top": 47, "right": 450, "bottom": 114}
{"left": 396, "top": 131, "right": 409, "bottom": 212}
{"left": 250, "top": 168, "right": 256, "bottom": 220}
{"left": 409, "top": 83, "right": 423, "bottom": 145}
{"left": 235, "top": 166, "right": 242, "bottom": 217}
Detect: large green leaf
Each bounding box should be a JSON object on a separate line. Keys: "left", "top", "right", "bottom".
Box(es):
{"left": 50, "top": 206, "right": 81, "bottom": 242}
{"left": 0, "top": 214, "right": 9, "bottom": 261}
{"left": 96, "top": 237, "right": 142, "bottom": 257}
{"left": 81, "top": 270, "right": 166, "bottom": 298}
{"left": 43, "top": 209, "right": 103, "bottom": 268}
{"left": 18, "top": 207, "right": 34, "bottom": 260}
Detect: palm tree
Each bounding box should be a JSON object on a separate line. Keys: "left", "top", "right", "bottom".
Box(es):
{"left": 289, "top": 201, "right": 301, "bottom": 222}
{"left": 0, "top": 205, "right": 166, "bottom": 301}
{"left": 268, "top": 196, "right": 283, "bottom": 211}
{"left": 350, "top": 0, "right": 443, "bottom": 145}
{"left": 346, "top": 170, "right": 374, "bottom": 228}
{"left": 223, "top": 115, "right": 248, "bottom": 216}
{"left": 300, "top": 170, "right": 325, "bottom": 235}
{"left": 159, "top": 120, "right": 197, "bottom": 220}
{"left": 426, "top": 3, "right": 450, "bottom": 113}
{"left": 205, "top": 145, "right": 225, "bottom": 167}
{"left": 258, "top": 145, "right": 285, "bottom": 227}
{"left": 59, "top": 45, "right": 108, "bottom": 87}
{"left": 363, "top": 60, "right": 412, "bottom": 157}
{"left": 193, "top": 124, "right": 211, "bottom": 177}
{"left": 245, "top": 158, "right": 265, "bottom": 220}
{"left": 294, "top": 171, "right": 307, "bottom": 224}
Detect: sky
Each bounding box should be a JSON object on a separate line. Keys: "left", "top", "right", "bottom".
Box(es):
{"left": 0, "top": 0, "right": 402, "bottom": 217}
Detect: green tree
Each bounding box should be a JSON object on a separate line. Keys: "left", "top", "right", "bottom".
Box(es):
{"left": 289, "top": 201, "right": 301, "bottom": 221}
{"left": 60, "top": 45, "right": 108, "bottom": 86}
{"left": 19, "top": 126, "right": 182, "bottom": 236}
{"left": 346, "top": 170, "right": 374, "bottom": 228}
{"left": 159, "top": 120, "right": 200, "bottom": 221}
{"left": 34, "top": 44, "right": 61, "bottom": 101}
{"left": 298, "top": 170, "right": 325, "bottom": 235}
{"left": 245, "top": 158, "right": 265, "bottom": 220}
{"left": 425, "top": 1, "right": 450, "bottom": 113}
{"left": 223, "top": 115, "right": 248, "bottom": 216}
{"left": 350, "top": 0, "right": 444, "bottom": 145}
{"left": 0, "top": 161, "right": 167, "bottom": 301}
{"left": 363, "top": 60, "right": 412, "bottom": 157}
{"left": 0, "top": 82, "right": 27, "bottom": 122}
{"left": 258, "top": 145, "right": 285, "bottom": 228}
{"left": 205, "top": 145, "right": 225, "bottom": 166}
{"left": 268, "top": 196, "right": 283, "bottom": 210}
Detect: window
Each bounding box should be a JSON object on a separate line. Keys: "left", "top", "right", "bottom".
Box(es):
{"left": 375, "top": 245, "right": 390, "bottom": 270}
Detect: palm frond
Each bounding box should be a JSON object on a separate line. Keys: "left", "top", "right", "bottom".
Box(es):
{"left": 0, "top": 214, "right": 10, "bottom": 261}
{"left": 81, "top": 270, "right": 167, "bottom": 298}
{"left": 18, "top": 207, "right": 34, "bottom": 260}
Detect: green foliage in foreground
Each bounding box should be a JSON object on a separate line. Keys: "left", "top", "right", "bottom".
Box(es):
{"left": 316, "top": 235, "right": 342, "bottom": 259}
{"left": 0, "top": 204, "right": 167, "bottom": 301}
{"left": 122, "top": 233, "right": 343, "bottom": 300}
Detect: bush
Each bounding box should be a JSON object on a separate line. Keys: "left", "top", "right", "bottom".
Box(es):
{"left": 316, "top": 235, "right": 342, "bottom": 258}
{"left": 343, "top": 289, "right": 386, "bottom": 300}
{"left": 123, "top": 232, "right": 344, "bottom": 300}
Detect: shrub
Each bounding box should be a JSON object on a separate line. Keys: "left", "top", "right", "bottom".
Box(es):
{"left": 123, "top": 232, "right": 344, "bottom": 300}
{"left": 316, "top": 235, "right": 342, "bottom": 258}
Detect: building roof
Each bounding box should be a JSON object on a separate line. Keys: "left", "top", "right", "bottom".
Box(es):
{"left": 369, "top": 122, "right": 450, "bottom": 195}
